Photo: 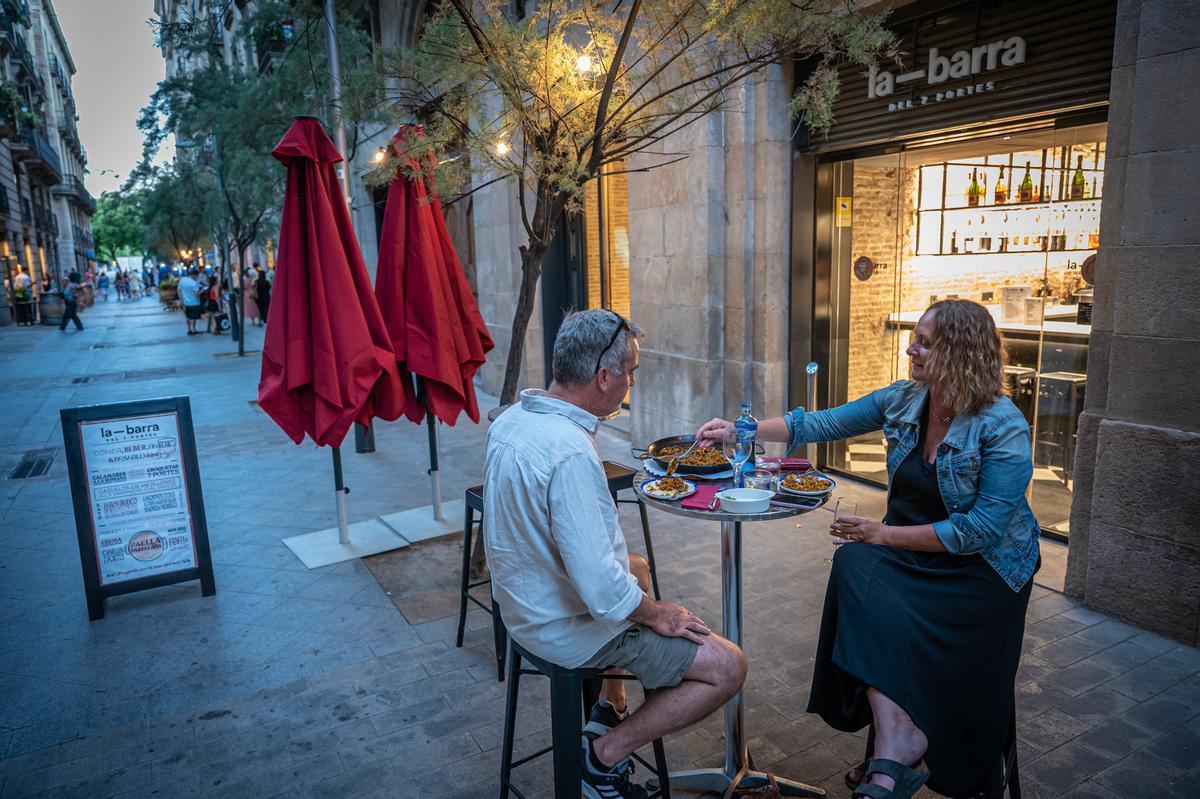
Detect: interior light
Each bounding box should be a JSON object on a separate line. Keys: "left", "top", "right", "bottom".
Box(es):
{"left": 495, "top": 140, "right": 510, "bottom": 157}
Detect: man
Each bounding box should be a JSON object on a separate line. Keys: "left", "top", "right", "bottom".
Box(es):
{"left": 59, "top": 273, "right": 83, "bottom": 332}
{"left": 484, "top": 309, "right": 747, "bottom": 799}
{"left": 12, "top": 267, "right": 33, "bottom": 325}
{"left": 177, "top": 267, "right": 203, "bottom": 335}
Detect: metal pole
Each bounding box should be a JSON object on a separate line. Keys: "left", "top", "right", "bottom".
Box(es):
{"left": 323, "top": 0, "right": 376, "bottom": 454}
{"left": 805, "top": 362, "right": 818, "bottom": 466}
{"left": 417, "top": 377, "right": 444, "bottom": 521}
{"left": 721, "top": 519, "right": 744, "bottom": 778}
{"left": 331, "top": 446, "right": 350, "bottom": 544}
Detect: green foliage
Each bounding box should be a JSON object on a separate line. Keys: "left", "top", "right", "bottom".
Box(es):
{"left": 382, "top": 0, "right": 896, "bottom": 403}
{"left": 139, "top": 163, "right": 217, "bottom": 260}
{"left": 93, "top": 189, "right": 147, "bottom": 265}
{"left": 137, "top": 0, "right": 383, "bottom": 261}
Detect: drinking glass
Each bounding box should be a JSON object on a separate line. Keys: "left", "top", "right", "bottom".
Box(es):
{"left": 742, "top": 469, "right": 774, "bottom": 492}
{"left": 722, "top": 430, "right": 754, "bottom": 487}
{"left": 831, "top": 498, "right": 859, "bottom": 544}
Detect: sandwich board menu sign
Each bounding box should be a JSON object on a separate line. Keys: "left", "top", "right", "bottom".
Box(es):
{"left": 61, "top": 397, "right": 215, "bottom": 620}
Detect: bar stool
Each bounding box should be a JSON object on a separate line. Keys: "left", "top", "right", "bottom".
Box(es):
{"left": 457, "top": 484, "right": 508, "bottom": 681}
{"left": 456, "top": 462, "right": 662, "bottom": 681}
{"left": 499, "top": 633, "right": 671, "bottom": 799}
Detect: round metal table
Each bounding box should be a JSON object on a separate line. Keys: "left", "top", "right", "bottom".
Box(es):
{"left": 635, "top": 469, "right": 830, "bottom": 797}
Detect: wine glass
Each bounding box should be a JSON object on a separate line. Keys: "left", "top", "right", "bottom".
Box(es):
{"left": 722, "top": 429, "right": 754, "bottom": 488}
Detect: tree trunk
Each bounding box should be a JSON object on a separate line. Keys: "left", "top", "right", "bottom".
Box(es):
{"left": 498, "top": 243, "right": 548, "bottom": 406}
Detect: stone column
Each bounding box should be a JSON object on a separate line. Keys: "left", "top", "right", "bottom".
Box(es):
{"left": 1066, "top": 0, "right": 1200, "bottom": 644}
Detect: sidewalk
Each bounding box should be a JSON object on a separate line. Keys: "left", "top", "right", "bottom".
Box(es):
{"left": 0, "top": 298, "right": 1197, "bottom": 798}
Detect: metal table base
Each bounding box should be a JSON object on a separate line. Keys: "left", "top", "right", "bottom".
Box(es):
{"left": 648, "top": 518, "right": 825, "bottom": 797}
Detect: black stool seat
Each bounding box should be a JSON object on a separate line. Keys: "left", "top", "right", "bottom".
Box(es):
{"left": 457, "top": 462, "right": 661, "bottom": 681}
{"left": 500, "top": 635, "right": 671, "bottom": 799}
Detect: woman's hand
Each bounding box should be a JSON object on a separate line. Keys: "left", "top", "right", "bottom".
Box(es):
{"left": 695, "top": 418, "right": 733, "bottom": 448}
{"left": 830, "top": 515, "right": 890, "bottom": 546}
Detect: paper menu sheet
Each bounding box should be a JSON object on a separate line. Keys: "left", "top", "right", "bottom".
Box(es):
{"left": 79, "top": 412, "right": 197, "bottom": 585}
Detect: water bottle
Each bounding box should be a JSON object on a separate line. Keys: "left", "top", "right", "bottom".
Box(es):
{"left": 734, "top": 402, "right": 758, "bottom": 446}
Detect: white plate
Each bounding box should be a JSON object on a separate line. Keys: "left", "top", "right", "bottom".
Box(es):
{"left": 777, "top": 472, "right": 836, "bottom": 497}
{"left": 640, "top": 478, "right": 697, "bottom": 501}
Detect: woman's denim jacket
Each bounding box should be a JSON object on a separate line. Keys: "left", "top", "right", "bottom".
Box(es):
{"left": 786, "top": 380, "right": 1040, "bottom": 592}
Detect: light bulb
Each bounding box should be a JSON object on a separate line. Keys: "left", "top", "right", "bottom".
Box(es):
{"left": 576, "top": 54, "right": 594, "bottom": 74}
{"left": 495, "top": 141, "right": 510, "bottom": 157}
{"left": 372, "top": 148, "right": 386, "bottom": 163}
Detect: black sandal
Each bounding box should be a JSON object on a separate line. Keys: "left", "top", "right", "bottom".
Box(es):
{"left": 850, "top": 758, "right": 929, "bottom": 799}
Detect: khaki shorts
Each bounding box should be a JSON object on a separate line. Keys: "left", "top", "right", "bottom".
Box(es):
{"left": 581, "top": 625, "right": 699, "bottom": 690}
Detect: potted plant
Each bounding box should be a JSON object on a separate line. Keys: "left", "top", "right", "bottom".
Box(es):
{"left": 157, "top": 277, "right": 179, "bottom": 308}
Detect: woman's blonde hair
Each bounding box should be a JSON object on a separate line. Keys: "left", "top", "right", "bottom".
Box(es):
{"left": 922, "top": 299, "right": 1008, "bottom": 416}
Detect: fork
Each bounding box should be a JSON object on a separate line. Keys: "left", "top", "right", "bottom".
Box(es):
{"left": 666, "top": 437, "right": 702, "bottom": 477}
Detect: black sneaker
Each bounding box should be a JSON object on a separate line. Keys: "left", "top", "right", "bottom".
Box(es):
{"left": 580, "top": 737, "right": 645, "bottom": 799}
{"left": 583, "top": 699, "right": 628, "bottom": 737}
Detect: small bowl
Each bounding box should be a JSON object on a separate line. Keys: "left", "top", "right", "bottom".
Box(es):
{"left": 715, "top": 487, "right": 772, "bottom": 514}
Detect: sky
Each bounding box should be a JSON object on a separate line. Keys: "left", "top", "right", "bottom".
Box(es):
{"left": 55, "top": 0, "right": 170, "bottom": 196}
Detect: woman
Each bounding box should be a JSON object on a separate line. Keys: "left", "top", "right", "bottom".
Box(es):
{"left": 243, "top": 268, "right": 260, "bottom": 326}
{"left": 697, "top": 299, "right": 1039, "bottom": 799}
{"left": 254, "top": 266, "right": 271, "bottom": 324}
{"left": 203, "top": 274, "right": 221, "bottom": 334}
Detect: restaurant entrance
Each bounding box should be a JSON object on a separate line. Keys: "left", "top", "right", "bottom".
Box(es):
{"left": 814, "top": 121, "right": 1105, "bottom": 537}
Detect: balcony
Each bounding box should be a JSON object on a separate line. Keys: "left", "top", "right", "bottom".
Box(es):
{"left": 16, "top": 128, "right": 63, "bottom": 184}
{"left": 33, "top": 204, "right": 58, "bottom": 235}
{"left": 53, "top": 175, "right": 94, "bottom": 215}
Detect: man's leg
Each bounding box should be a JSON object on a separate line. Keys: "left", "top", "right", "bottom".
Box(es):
{"left": 598, "top": 554, "right": 653, "bottom": 713}
{"left": 591, "top": 632, "right": 746, "bottom": 769}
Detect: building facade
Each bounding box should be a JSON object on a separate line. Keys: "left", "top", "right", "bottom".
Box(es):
{"left": 354, "top": 1, "right": 1197, "bottom": 644}
{"left": 0, "top": 0, "right": 93, "bottom": 318}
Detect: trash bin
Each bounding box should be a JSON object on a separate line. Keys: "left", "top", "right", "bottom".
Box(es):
{"left": 39, "top": 292, "right": 64, "bottom": 326}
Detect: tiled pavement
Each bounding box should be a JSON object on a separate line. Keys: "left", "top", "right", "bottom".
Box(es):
{"left": 0, "top": 298, "right": 1198, "bottom": 798}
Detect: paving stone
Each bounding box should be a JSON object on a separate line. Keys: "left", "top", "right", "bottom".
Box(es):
{"left": 1056, "top": 685, "right": 1140, "bottom": 726}
{"left": 1122, "top": 693, "right": 1200, "bottom": 734}
{"left": 1075, "top": 716, "right": 1159, "bottom": 760}
{"left": 1017, "top": 708, "right": 1092, "bottom": 753}
{"left": 1057, "top": 781, "right": 1124, "bottom": 799}
{"left": 1023, "top": 740, "right": 1114, "bottom": 795}
{"left": 1095, "top": 747, "right": 1189, "bottom": 797}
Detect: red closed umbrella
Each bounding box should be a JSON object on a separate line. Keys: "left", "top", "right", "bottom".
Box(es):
{"left": 258, "top": 117, "right": 405, "bottom": 540}
{"left": 375, "top": 126, "right": 494, "bottom": 516}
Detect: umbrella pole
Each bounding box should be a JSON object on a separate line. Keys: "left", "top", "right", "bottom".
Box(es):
{"left": 416, "top": 377, "right": 443, "bottom": 521}
{"left": 332, "top": 446, "right": 350, "bottom": 544}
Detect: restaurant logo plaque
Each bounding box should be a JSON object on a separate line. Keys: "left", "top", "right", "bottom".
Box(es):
{"left": 62, "top": 397, "right": 215, "bottom": 620}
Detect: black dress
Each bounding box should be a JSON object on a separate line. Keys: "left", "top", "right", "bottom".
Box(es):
{"left": 806, "top": 402, "right": 1034, "bottom": 798}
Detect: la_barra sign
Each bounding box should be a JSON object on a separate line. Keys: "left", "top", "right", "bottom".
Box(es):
{"left": 868, "top": 36, "right": 1027, "bottom": 112}
{"left": 61, "top": 396, "right": 215, "bottom": 620}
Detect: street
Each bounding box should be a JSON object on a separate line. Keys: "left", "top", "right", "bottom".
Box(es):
{"left": 0, "top": 299, "right": 1195, "bottom": 798}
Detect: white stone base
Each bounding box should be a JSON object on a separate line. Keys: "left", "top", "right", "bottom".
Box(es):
{"left": 283, "top": 519, "right": 409, "bottom": 569}
{"left": 379, "top": 499, "right": 465, "bottom": 543}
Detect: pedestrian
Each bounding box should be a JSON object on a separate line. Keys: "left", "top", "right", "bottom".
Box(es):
{"left": 254, "top": 265, "right": 271, "bottom": 324}
{"left": 97, "top": 271, "right": 110, "bottom": 301}
{"left": 204, "top": 274, "right": 222, "bottom": 334}
{"left": 243, "top": 265, "right": 260, "bottom": 326}
{"left": 12, "top": 267, "right": 34, "bottom": 325}
{"left": 59, "top": 273, "right": 83, "bottom": 332}
{"left": 177, "top": 267, "right": 203, "bottom": 336}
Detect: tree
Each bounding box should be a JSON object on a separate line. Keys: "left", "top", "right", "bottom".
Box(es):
{"left": 139, "top": 164, "right": 216, "bottom": 265}
{"left": 381, "top": 0, "right": 895, "bottom": 404}
{"left": 139, "top": 0, "right": 383, "bottom": 273}
{"left": 92, "top": 189, "right": 147, "bottom": 267}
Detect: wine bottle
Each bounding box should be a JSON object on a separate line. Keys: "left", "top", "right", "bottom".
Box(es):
{"left": 1019, "top": 162, "right": 1033, "bottom": 203}
{"left": 1091, "top": 176, "right": 1098, "bottom": 199}
{"left": 1070, "top": 155, "right": 1086, "bottom": 200}
{"left": 994, "top": 169, "right": 1008, "bottom": 204}
{"left": 967, "top": 169, "right": 981, "bottom": 207}
{"left": 950, "top": 229, "right": 958, "bottom": 254}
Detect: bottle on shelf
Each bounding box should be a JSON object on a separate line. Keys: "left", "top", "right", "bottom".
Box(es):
{"left": 967, "top": 169, "right": 982, "bottom": 207}
{"left": 1091, "top": 176, "right": 1098, "bottom": 199}
{"left": 950, "top": 228, "right": 958, "bottom": 254}
{"left": 994, "top": 168, "right": 1008, "bottom": 204}
{"left": 1070, "top": 155, "right": 1086, "bottom": 200}
{"left": 1019, "top": 162, "right": 1034, "bottom": 203}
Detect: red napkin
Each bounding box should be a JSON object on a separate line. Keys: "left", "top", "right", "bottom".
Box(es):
{"left": 759, "top": 457, "right": 812, "bottom": 471}
{"left": 681, "top": 484, "right": 721, "bottom": 511}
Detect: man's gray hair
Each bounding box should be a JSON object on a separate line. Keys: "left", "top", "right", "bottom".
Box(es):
{"left": 552, "top": 308, "right": 643, "bottom": 386}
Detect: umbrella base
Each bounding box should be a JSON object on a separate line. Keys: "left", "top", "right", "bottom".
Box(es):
{"left": 283, "top": 519, "right": 409, "bottom": 569}
{"left": 379, "top": 499, "right": 465, "bottom": 544}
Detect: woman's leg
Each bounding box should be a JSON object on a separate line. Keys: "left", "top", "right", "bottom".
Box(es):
{"left": 864, "top": 686, "right": 927, "bottom": 791}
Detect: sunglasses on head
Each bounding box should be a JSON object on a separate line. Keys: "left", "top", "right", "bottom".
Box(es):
{"left": 594, "top": 311, "right": 631, "bottom": 376}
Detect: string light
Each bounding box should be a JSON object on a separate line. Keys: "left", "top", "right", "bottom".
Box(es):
{"left": 576, "top": 54, "right": 594, "bottom": 74}
{"left": 373, "top": 147, "right": 386, "bottom": 163}
{"left": 495, "top": 140, "right": 510, "bottom": 157}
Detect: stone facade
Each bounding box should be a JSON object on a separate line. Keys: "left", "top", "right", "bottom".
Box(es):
{"left": 0, "top": 0, "right": 92, "bottom": 310}
{"left": 1065, "top": 0, "right": 1200, "bottom": 645}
